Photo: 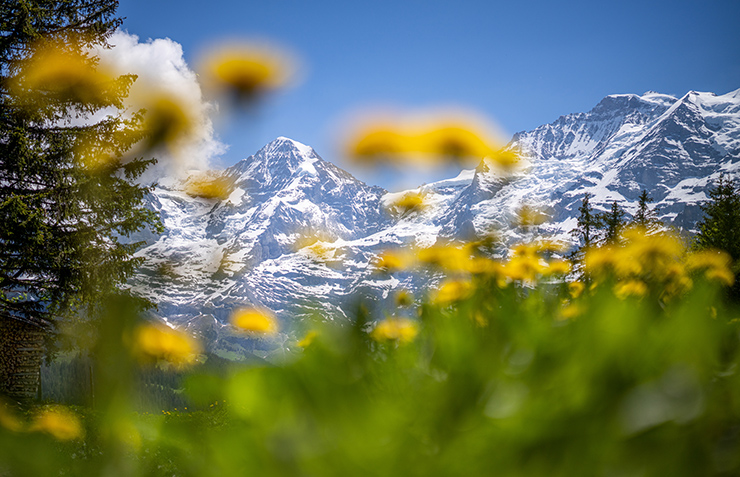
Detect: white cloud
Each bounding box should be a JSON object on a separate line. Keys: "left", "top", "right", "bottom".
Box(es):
{"left": 93, "top": 31, "right": 226, "bottom": 180}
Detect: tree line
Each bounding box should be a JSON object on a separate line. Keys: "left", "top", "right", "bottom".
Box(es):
{"left": 570, "top": 174, "right": 740, "bottom": 299}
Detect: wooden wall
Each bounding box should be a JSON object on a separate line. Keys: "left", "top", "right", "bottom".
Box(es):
{"left": 0, "top": 319, "right": 45, "bottom": 400}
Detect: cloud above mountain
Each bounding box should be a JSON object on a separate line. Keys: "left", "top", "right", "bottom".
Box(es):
{"left": 94, "top": 31, "right": 226, "bottom": 179}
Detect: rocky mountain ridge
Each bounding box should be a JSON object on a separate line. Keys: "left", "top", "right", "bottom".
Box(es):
{"left": 129, "top": 88, "right": 740, "bottom": 359}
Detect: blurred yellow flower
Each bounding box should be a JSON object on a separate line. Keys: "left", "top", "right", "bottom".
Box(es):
{"left": 489, "top": 149, "right": 522, "bottom": 168}
{"left": 504, "top": 255, "right": 546, "bottom": 282}
{"left": 416, "top": 244, "right": 471, "bottom": 272}
{"left": 614, "top": 280, "right": 649, "bottom": 300}
{"left": 199, "top": 43, "right": 295, "bottom": 102}
{"left": 374, "top": 250, "right": 410, "bottom": 273}
{"left": 350, "top": 126, "right": 407, "bottom": 160}
{"left": 395, "top": 289, "right": 414, "bottom": 307}
{"left": 184, "top": 172, "right": 236, "bottom": 200}
{"left": 135, "top": 323, "right": 200, "bottom": 366}
{"left": 686, "top": 249, "right": 735, "bottom": 286}
{"left": 297, "top": 330, "right": 318, "bottom": 348}
{"left": 231, "top": 307, "right": 279, "bottom": 335}
{"left": 543, "top": 259, "right": 571, "bottom": 276}
{"left": 141, "top": 93, "right": 196, "bottom": 153}
{"left": 584, "top": 246, "right": 619, "bottom": 278}
{"left": 432, "top": 279, "right": 473, "bottom": 306}
{"left": 9, "top": 37, "right": 113, "bottom": 106}
{"left": 515, "top": 205, "right": 548, "bottom": 228}
{"left": 345, "top": 111, "right": 502, "bottom": 166}
{"left": 386, "top": 191, "right": 428, "bottom": 217}
{"left": 418, "top": 124, "right": 495, "bottom": 161}
{"left": 568, "top": 281, "right": 586, "bottom": 299}
{"left": 29, "top": 406, "right": 84, "bottom": 441}
{"left": 371, "top": 317, "right": 419, "bottom": 343}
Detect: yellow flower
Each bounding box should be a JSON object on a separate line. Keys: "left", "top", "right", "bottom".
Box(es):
{"left": 560, "top": 302, "right": 584, "bottom": 320}
{"left": 345, "top": 110, "right": 501, "bottom": 166}
{"left": 417, "top": 124, "right": 495, "bottom": 162}
{"left": 568, "top": 281, "right": 585, "bottom": 299}
{"left": 488, "top": 149, "right": 522, "bottom": 168}
{"left": 416, "top": 245, "right": 471, "bottom": 272}
{"left": 371, "top": 318, "right": 419, "bottom": 343}
{"left": 504, "top": 255, "right": 546, "bottom": 282}
{"left": 141, "top": 93, "right": 196, "bottom": 153}
{"left": 395, "top": 289, "right": 414, "bottom": 307}
{"left": 199, "top": 43, "right": 295, "bottom": 101}
{"left": 614, "top": 280, "right": 649, "bottom": 300}
{"left": 231, "top": 307, "right": 279, "bottom": 335}
{"left": 515, "top": 205, "right": 548, "bottom": 227}
{"left": 183, "top": 172, "right": 236, "bottom": 200}
{"left": 29, "top": 406, "right": 84, "bottom": 441}
{"left": 386, "top": 191, "right": 427, "bottom": 217}
{"left": 686, "top": 249, "right": 735, "bottom": 286}
{"left": 349, "top": 126, "right": 408, "bottom": 161}
{"left": 374, "top": 250, "right": 411, "bottom": 273}
{"left": 9, "top": 36, "right": 113, "bottom": 106}
{"left": 297, "top": 330, "right": 318, "bottom": 348}
{"left": 543, "top": 259, "right": 571, "bottom": 276}
{"left": 135, "top": 324, "right": 200, "bottom": 366}
{"left": 584, "top": 246, "right": 619, "bottom": 278}
{"left": 432, "top": 279, "right": 473, "bottom": 306}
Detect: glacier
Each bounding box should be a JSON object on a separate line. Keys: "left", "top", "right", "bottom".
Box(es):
{"left": 128, "top": 89, "right": 740, "bottom": 359}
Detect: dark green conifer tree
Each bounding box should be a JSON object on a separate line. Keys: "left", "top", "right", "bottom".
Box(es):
{"left": 570, "top": 192, "right": 600, "bottom": 250}
{"left": 0, "top": 1, "right": 160, "bottom": 328}
{"left": 598, "top": 200, "right": 626, "bottom": 245}
{"left": 694, "top": 174, "right": 740, "bottom": 299}
{"left": 630, "top": 189, "right": 662, "bottom": 232}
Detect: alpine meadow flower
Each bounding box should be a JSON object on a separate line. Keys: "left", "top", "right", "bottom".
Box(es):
{"left": 29, "top": 406, "right": 84, "bottom": 441}
{"left": 135, "top": 323, "right": 200, "bottom": 366}
{"left": 231, "top": 307, "right": 279, "bottom": 335}
{"left": 371, "top": 317, "right": 419, "bottom": 343}
{"left": 199, "top": 43, "right": 296, "bottom": 103}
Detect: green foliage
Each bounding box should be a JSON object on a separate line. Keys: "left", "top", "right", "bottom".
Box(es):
{"left": 570, "top": 192, "right": 600, "bottom": 254}
{"left": 630, "top": 189, "right": 662, "bottom": 232}
{"left": 694, "top": 174, "right": 740, "bottom": 299}
{"left": 0, "top": 0, "right": 160, "bottom": 328}
{"left": 2, "top": 276, "right": 740, "bottom": 476}
{"left": 598, "top": 200, "right": 626, "bottom": 244}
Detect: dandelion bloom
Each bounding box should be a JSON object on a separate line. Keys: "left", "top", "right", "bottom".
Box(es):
{"left": 184, "top": 172, "right": 236, "bottom": 200}
{"left": 297, "top": 330, "right": 318, "bottom": 348}
{"left": 231, "top": 307, "right": 279, "bottom": 335}
{"left": 543, "top": 259, "right": 571, "bottom": 276}
{"left": 386, "top": 191, "right": 427, "bottom": 217}
{"left": 141, "top": 93, "right": 196, "bottom": 152}
{"left": 9, "top": 37, "right": 114, "bottom": 107}
{"left": 614, "top": 280, "right": 649, "bottom": 300}
{"left": 29, "top": 406, "right": 84, "bottom": 441}
{"left": 432, "top": 279, "right": 473, "bottom": 306}
{"left": 686, "top": 249, "right": 735, "bottom": 286}
{"left": 371, "top": 317, "right": 419, "bottom": 343}
{"left": 418, "top": 124, "right": 494, "bottom": 161}
{"left": 199, "top": 44, "right": 295, "bottom": 101}
{"left": 374, "top": 250, "right": 409, "bottom": 273}
{"left": 135, "top": 324, "right": 200, "bottom": 366}
{"left": 345, "top": 110, "right": 502, "bottom": 166}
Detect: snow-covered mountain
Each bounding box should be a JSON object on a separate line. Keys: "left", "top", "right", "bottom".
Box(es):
{"left": 130, "top": 89, "right": 740, "bottom": 359}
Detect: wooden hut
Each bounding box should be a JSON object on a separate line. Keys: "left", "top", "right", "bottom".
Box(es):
{"left": 0, "top": 318, "right": 46, "bottom": 400}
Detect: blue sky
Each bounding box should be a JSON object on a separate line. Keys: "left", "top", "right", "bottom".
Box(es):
{"left": 117, "top": 0, "right": 740, "bottom": 190}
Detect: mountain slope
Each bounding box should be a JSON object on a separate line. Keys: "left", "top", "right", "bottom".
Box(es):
{"left": 129, "top": 89, "right": 740, "bottom": 358}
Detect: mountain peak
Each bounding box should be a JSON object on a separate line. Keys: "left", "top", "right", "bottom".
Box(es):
{"left": 259, "top": 136, "right": 316, "bottom": 159}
